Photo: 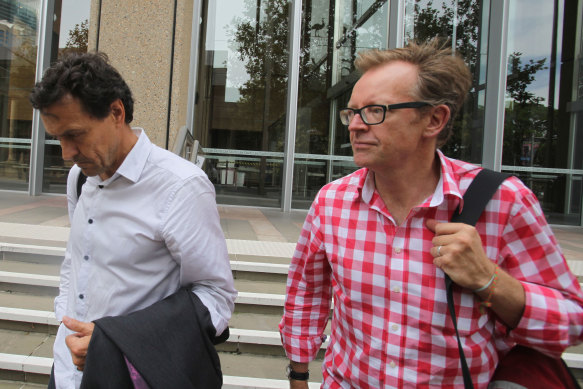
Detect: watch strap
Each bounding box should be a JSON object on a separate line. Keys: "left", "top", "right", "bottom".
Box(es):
{"left": 287, "top": 364, "right": 309, "bottom": 381}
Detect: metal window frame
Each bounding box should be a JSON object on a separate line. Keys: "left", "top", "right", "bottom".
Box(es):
{"left": 570, "top": 0, "right": 583, "bottom": 226}
{"left": 186, "top": 0, "right": 203, "bottom": 135}
{"left": 29, "top": 0, "right": 56, "bottom": 195}
{"left": 281, "top": 0, "right": 303, "bottom": 212}
{"left": 481, "top": 0, "right": 509, "bottom": 171}
{"left": 388, "top": 0, "right": 404, "bottom": 49}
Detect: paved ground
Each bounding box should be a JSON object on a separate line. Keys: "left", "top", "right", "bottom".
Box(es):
{"left": 0, "top": 190, "right": 581, "bottom": 263}
{"left": 0, "top": 191, "right": 308, "bottom": 244}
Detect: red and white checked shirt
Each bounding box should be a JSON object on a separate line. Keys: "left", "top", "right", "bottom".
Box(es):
{"left": 279, "top": 151, "right": 583, "bottom": 388}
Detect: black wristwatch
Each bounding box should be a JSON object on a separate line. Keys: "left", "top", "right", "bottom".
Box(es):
{"left": 286, "top": 364, "right": 310, "bottom": 381}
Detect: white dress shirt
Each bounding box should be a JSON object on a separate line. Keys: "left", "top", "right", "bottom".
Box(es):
{"left": 53, "top": 128, "right": 237, "bottom": 389}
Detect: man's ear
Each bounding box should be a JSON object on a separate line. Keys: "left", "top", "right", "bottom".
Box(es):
{"left": 109, "top": 99, "right": 126, "bottom": 124}
{"left": 424, "top": 104, "right": 450, "bottom": 138}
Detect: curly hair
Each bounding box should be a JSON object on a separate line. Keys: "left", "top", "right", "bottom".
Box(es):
{"left": 30, "top": 52, "right": 134, "bottom": 123}
{"left": 354, "top": 39, "right": 472, "bottom": 147}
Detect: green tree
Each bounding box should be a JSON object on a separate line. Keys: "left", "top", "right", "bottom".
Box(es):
{"left": 409, "top": 0, "right": 547, "bottom": 167}
{"left": 502, "top": 53, "right": 548, "bottom": 166}
{"left": 61, "top": 19, "right": 88, "bottom": 56}
{"left": 407, "top": 0, "right": 483, "bottom": 161}
{"left": 228, "top": 0, "right": 290, "bottom": 193}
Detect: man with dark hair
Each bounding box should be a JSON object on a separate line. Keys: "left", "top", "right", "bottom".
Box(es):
{"left": 31, "top": 52, "right": 237, "bottom": 389}
{"left": 279, "top": 40, "right": 583, "bottom": 388}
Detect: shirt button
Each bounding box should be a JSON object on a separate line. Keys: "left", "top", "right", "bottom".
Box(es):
{"left": 88, "top": 219, "right": 93, "bottom": 224}
{"left": 389, "top": 361, "right": 396, "bottom": 368}
{"left": 394, "top": 247, "right": 402, "bottom": 254}
{"left": 84, "top": 255, "right": 89, "bottom": 261}
{"left": 79, "top": 294, "right": 84, "bottom": 299}
{"left": 391, "top": 324, "right": 399, "bottom": 332}
{"left": 392, "top": 286, "right": 401, "bottom": 293}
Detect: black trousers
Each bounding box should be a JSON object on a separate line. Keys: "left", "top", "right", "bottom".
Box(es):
{"left": 48, "top": 365, "right": 56, "bottom": 389}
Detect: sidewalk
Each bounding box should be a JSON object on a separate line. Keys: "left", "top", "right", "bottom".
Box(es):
{"left": 0, "top": 191, "right": 308, "bottom": 245}
{"left": 0, "top": 190, "right": 582, "bottom": 263}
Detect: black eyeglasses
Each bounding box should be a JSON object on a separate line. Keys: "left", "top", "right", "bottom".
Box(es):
{"left": 339, "top": 102, "right": 431, "bottom": 125}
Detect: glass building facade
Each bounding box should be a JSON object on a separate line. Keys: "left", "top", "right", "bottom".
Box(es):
{"left": 0, "top": 0, "right": 90, "bottom": 193}
{"left": 2, "top": 0, "right": 583, "bottom": 226}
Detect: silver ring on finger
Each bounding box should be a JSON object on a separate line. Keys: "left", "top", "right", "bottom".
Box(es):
{"left": 437, "top": 245, "right": 442, "bottom": 256}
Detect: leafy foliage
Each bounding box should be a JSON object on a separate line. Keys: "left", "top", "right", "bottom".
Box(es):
{"left": 62, "top": 19, "right": 88, "bottom": 55}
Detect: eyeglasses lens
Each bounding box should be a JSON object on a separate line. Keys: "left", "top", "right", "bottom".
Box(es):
{"left": 339, "top": 106, "right": 386, "bottom": 125}
{"left": 339, "top": 110, "right": 353, "bottom": 125}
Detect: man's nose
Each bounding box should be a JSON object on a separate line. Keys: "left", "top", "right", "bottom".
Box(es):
{"left": 348, "top": 113, "right": 367, "bottom": 131}
{"left": 60, "top": 139, "right": 78, "bottom": 161}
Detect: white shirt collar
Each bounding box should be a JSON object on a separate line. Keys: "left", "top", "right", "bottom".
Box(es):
{"left": 88, "top": 127, "right": 151, "bottom": 186}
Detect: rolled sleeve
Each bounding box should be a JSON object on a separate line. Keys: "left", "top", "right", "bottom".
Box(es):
{"left": 279, "top": 202, "right": 332, "bottom": 362}
{"left": 511, "top": 281, "right": 581, "bottom": 356}
{"left": 498, "top": 179, "right": 583, "bottom": 354}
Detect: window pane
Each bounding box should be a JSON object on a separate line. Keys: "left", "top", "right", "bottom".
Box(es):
{"left": 42, "top": 0, "right": 90, "bottom": 193}
{"left": 404, "top": 0, "right": 488, "bottom": 163}
{"left": 335, "top": 0, "right": 389, "bottom": 80}
{"left": 503, "top": 0, "right": 581, "bottom": 225}
{"left": 194, "top": 0, "right": 289, "bottom": 207}
{"left": 0, "top": 0, "right": 41, "bottom": 190}
{"left": 291, "top": 0, "right": 385, "bottom": 208}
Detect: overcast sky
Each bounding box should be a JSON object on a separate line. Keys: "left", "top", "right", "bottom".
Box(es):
{"left": 58, "top": 0, "right": 90, "bottom": 48}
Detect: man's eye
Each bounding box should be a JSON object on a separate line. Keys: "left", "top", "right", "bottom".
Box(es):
{"left": 65, "top": 133, "right": 82, "bottom": 140}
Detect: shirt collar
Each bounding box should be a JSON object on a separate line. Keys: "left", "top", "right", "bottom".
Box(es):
{"left": 361, "top": 168, "right": 375, "bottom": 204}
{"left": 434, "top": 149, "right": 464, "bottom": 208}
{"left": 92, "top": 127, "right": 151, "bottom": 186}
{"left": 357, "top": 149, "right": 465, "bottom": 209}
{"left": 115, "top": 128, "right": 151, "bottom": 183}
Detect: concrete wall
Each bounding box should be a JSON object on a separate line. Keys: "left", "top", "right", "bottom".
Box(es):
{"left": 88, "top": 0, "right": 193, "bottom": 150}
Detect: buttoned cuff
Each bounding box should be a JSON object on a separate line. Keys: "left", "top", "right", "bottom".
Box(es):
{"left": 279, "top": 321, "right": 325, "bottom": 362}
{"left": 507, "top": 282, "right": 570, "bottom": 356}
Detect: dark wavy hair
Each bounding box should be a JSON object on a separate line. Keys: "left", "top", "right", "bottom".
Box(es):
{"left": 30, "top": 52, "right": 134, "bottom": 123}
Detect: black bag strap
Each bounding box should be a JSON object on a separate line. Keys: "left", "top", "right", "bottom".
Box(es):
{"left": 76, "top": 170, "right": 87, "bottom": 199}
{"left": 450, "top": 169, "right": 510, "bottom": 225}
{"left": 445, "top": 168, "right": 510, "bottom": 389}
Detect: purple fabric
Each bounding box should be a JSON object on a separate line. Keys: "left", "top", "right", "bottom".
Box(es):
{"left": 124, "top": 355, "right": 150, "bottom": 389}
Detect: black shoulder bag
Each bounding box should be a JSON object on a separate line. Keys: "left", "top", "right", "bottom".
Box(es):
{"left": 76, "top": 170, "right": 87, "bottom": 199}
{"left": 446, "top": 168, "right": 581, "bottom": 389}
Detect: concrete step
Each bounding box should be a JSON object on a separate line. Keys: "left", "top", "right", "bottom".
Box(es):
{"left": 4, "top": 239, "right": 583, "bottom": 387}
{"left": 0, "top": 238, "right": 296, "bottom": 263}
{"left": 0, "top": 352, "right": 323, "bottom": 388}
{"left": 0, "top": 303, "right": 331, "bottom": 362}
{"left": 0, "top": 300, "right": 328, "bottom": 367}
{"left": 0, "top": 325, "right": 325, "bottom": 386}
{"left": 0, "top": 270, "right": 287, "bottom": 302}
{"left": 0, "top": 264, "right": 324, "bottom": 386}
{"left": 0, "top": 241, "right": 291, "bottom": 285}
{"left": 0, "top": 380, "right": 46, "bottom": 388}
{"left": 0, "top": 335, "right": 581, "bottom": 388}
{"left": 0, "top": 299, "right": 327, "bottom": 387}
{"left": 0, "top": 239, "right": 321, "bottom": 388}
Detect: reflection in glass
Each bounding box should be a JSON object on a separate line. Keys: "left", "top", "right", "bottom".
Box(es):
{"left": 42, "top": 0, "right": 90, "bottom": 193}
{"left": 335, "top": 0, "right": 389, "bottom": 80}
{"left": 0, "top": 0, "right": 40, "bottom": 190}
{"left": 193, "top": 0, "right": 289, "bottom": 207}
{"left": 292, "top": 0, "right": 387, "bottom": 208}
{"left": 503, "top": 0, "right": 581, "bottom": 224}
{"left": 404, "top": 0, "right": 488, "bottom": 163}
